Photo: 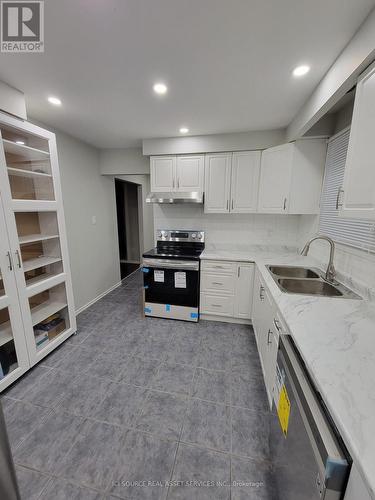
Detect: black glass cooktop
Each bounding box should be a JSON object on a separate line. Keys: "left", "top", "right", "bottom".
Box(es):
{"left": 143, "top": 242, "right": 204, "bottom": 260}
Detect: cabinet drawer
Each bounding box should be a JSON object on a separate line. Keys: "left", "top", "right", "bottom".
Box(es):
{"left": 201, "top": 260, "right": 235, "bottom": 274}
{"left": 201, "top": 273, "right": 235, "bottom": 294}
{"left": 200, "top": 293, "right": 234, "bottom": 316}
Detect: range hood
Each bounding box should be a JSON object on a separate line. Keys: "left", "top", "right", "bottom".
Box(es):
{"left": 146, "top": 191, "right": 204, "bottom": 204}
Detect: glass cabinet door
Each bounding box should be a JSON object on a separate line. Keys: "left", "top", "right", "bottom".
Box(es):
{"left": 0, "top": 198, "right": 29, "bottom": 390}
{"left": 0, "top": 125, "right": 55, "bottom": 202}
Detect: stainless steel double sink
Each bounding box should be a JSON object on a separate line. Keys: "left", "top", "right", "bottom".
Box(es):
{"left": 267, "top": 265, "right": 361, "bottom": 299}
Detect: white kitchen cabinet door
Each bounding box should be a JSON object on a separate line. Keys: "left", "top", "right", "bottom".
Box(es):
{"left": 234, "top": 263, "right": 254, "bottom": 319}
{"left": 340, "top": 62, "right": 375, "bottom": 220}
{"left": 252, "top": 269, "right": 267, "bottom": 351}
{"left": 344, "top": 464, "right": 372, "bottom": 500}
{"left": 231, "top": 152, "right": 261, "bottom": 213}
{"left": 150, "top": 156, "right": 176, "bottom": 192}
{"left": 258, "top": 143, "right": 293, "bottom": 213}
{"left": 204, "top": 153, "right": 232, "bottom": 213}
{"left": 175, "top": 155, "right": 204, "bottom": 192}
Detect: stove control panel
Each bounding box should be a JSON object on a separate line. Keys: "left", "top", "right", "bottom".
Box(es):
{"left": 156, "top": 230, "right": 205, "bottom": 243}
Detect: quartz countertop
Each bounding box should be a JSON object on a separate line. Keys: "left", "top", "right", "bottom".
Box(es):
{"left": 201, "top": 245, "right": 375, "bottom": 497}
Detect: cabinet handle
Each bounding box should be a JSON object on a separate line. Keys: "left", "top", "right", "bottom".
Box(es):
{"left": 6, "top": 251, "right": 13, "bottom": 271}
{"left": 177, "top": 178, "right": 180, "bottom": 189}
{"left": 273, "top": 318, "right": 281, "bottom": 332}
{"left": 283, "top": 197, "right": 287, "bottom": 211}
{"left": 238, "top": 267, "right": 240, "bottom": 278}
{"left": 231, "top": 199, "right": 234, "bottom": 210}
{"left": 259, "top": 285, "right": 265, "bottom": 301}
{"left": 226, "top": 199, "right": 229, "bottom": 210}
{"left": 267, "top": 329, "right": 273, "bottom": 345}
{"left": 336, "top": 187, "right": 343, "bottom": 210}
{"left": 15, "top": 250, "right": 22, "bottom": 269}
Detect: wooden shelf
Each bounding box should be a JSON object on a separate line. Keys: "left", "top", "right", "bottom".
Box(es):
{"left": 23, "top": 256, "right": 62, "bottom": 273}
{"left": 3, "top": 139, "right": 50, "bottom": 162}
{"left": 31, "top": 299, "right": 67, "bottom": 326}
{"left": 0, "top": 322, "right": 13, "bottom": 347}
{"left": 19, "top": 234, "right": 59, "bottom": 245}
{"left": 7, "top": 167, "right": 52, "bottom": 179}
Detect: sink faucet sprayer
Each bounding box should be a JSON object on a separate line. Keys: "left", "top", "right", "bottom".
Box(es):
{"left": 300, "top": 235, "right": 336, "bottom": 284}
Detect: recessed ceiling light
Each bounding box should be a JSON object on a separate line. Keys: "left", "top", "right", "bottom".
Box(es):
{"left": 293, "top": 65, "right": 310, "bottom": 77}
{"left": 16, "top": 140, "right": 25, "bottom": 145}
{"left": 153, "top": 83, "right": 168, "bottom": 95}
{"left": 179, "top": 127, "right": 189, "bottom": 134}
{"left": 47, "top": 96, "right": 62, "bottom": 106}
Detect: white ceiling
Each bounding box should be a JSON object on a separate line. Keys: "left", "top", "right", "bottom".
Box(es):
{"left": 0, "top": 0, "right": 373, "bottom": 148}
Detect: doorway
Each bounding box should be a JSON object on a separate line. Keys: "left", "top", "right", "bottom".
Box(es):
{"left": 115, "top": 178, "right": 141, "bottom": 280}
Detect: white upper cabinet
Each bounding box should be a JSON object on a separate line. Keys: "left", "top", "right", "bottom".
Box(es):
{"left": 258, "top": 144, "right": 293, "bottom": 213}
{"left": 340, "top": 63, "right": 375, "bottom": 220}
{"left": 150, "top": 155, "right": 204, "bottom": 192}
{"left": 204, "top": 153, "right": 232, "bottom": 213}
{"left": 231, "top": 151, "right": 261, "bottom": 213}
{"left": 150, "top": 156, "right": 176, "bottom": 191}
{"left": 258, "top": 139, "right": 326, "bottom": 214}
{"left": 175, "top": 155, "right": 204, "bottom": 191}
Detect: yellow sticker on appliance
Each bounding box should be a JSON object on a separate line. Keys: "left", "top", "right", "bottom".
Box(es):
{"left": 277, "top": 384, "right": 291, "bottom": 437}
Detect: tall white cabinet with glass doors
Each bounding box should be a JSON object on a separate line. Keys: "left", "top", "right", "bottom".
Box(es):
{"left": 0, "top": 111, "right": 76, "bottom": 391}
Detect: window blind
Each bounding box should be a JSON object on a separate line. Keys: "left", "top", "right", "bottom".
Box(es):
{"left": 319, "top": 127, "right": 375, "bottom": 253}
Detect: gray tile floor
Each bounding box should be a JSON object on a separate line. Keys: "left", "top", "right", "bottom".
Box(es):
{"left": 2, "top": 270, "right": 277, "bottom": 499}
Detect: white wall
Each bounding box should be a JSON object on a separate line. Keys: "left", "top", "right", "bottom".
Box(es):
{"left": 117, "top": 174, "right": 154, "bottom": 253}
{"left": 143, "top": 129, "right": 286, "bottom": 156}
{"left": 52, "top": 128, "right": 121, "bottom": 311}
{"left": 287, "top": 7, "right": 375, "bottom": 140}
{"left": 153, "top": 204, "right": 301, "bottom": 248}
{"left": 0, "top": 80, "right": 26, "bottom": 120}
{"left": 100, "top": 147, "right": 149, "bottom": 175}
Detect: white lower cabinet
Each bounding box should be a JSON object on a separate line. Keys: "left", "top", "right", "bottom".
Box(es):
{"left": 344, "top": 464, "right": 372, "bottom": 500}
{"left": 252, "top": 268, "right": 281, "bottom": 407}
{"left": 200, "top": 260, "right": 254, "bottom": 322}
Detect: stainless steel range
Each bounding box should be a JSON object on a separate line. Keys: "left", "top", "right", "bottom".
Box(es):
{"left": 142, "top": 230, "right": 205, "bottom": 322}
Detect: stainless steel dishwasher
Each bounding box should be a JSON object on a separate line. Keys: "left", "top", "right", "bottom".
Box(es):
{"left": 270, "top": 335, "right": 351, "bottom": 500}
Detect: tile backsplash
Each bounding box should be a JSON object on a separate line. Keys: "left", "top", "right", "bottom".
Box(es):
{"left": 153, "top": 204, "right": 301, "bottom": 248}
{"left": 153, "top": 206, "right": 375, "bottom": 300}
{"left": 299, "top": 215, "right": 375, "bottom": 300}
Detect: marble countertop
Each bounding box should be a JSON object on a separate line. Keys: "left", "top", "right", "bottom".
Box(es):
{"left": 201, "top": 245, "right": 375, "bottom": 497}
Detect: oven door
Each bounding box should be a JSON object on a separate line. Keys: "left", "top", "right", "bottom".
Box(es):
{"left": 143, "top": 258, "right": 200, "bottom": 321}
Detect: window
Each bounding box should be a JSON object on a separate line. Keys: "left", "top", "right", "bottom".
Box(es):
{"left": 319, "top": 127, "right": 375, "bottom": 252}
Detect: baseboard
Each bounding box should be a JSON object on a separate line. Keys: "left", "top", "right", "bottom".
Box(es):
{"left": 121, "top": 266, "right": 141, "bottom": 283}
{"left": 200, "top": 314, "right": 252, "bottom": 325}
{"left": 75, "top": 281, "right": 122, "bottom": 315}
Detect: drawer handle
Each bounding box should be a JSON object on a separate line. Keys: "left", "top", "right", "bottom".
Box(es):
{"left": 211, "top": 304, "right": 222, "bottom": 308}
{"left": 213, "top": 265, "right": 225, "bottom": 269}
{"left": 212, "top": 282, "right": 223, "bottom": 285}
{"left": 259, "top": 285, "right": 265, "bottom": 301}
